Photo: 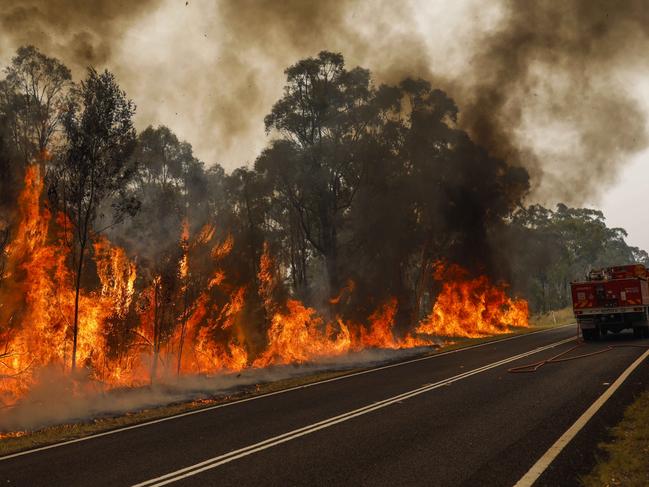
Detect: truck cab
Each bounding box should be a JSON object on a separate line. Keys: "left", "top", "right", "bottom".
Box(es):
{"left": 571, "top": 264, "right": 649, "bottom": 340}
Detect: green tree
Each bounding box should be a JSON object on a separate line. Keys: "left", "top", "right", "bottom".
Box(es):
{"left": 506, "top": 204, "right": 645, "bottom": 312}
{"left": 262, "top": 51, "right": 376, "bottom": 291}
{"left": 0, "top": 46, "right": 71, "bottom": 166}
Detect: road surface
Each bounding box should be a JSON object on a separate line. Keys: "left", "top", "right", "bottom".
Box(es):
{"left": 2, "top": 324, "right": 649, "bottom": 486}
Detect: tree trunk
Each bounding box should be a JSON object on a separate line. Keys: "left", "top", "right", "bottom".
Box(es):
{"left": 151, "top": 344, "right": 159, "bottom": 384}
{"left": 289, "top": 210, "right": 308, "bottom": 294}
{"left": 70, "top": 239, "right": 86, "bottom": 371}
{"left": 151, "top": 282, "right": 161, "bottom": 384}
{"left": 411, "top": 244, "right": 431, "bottom": 327}
{"left": 325, "top": 248, "right": 339, "bottom": 292}
{"left": 324, "top": 213, "right": 339, "bottom": 292}
{"left": 176, "top": 287, "right": 190, "bottom": 376}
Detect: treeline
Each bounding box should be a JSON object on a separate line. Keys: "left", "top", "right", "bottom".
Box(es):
{"left": 0, "top": 45, "right": 645, "bottom": 360}
{"left": 503, "top": 204, "right": 648, "bottom": 313}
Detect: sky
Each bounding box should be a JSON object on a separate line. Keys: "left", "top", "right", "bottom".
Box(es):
{"left": 587, "top": 71, "right": 649, "bottom": 250}
{"left": 0, "top": 0, "right": 647, "bottom": 249}
{"left": 597, "top": 150, "right": 649, "bottom": 250}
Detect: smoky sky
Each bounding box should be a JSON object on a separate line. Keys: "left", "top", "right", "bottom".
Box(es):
{"left": 0, "top": 0, "right": 647, "bottom": 204}
{"left": 0, "top": 0, "right": 157, "bottom": 66}
{"left": 461, "top": 0, "right": 649, "bottom": 203}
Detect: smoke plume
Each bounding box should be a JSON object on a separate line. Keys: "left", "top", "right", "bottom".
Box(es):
{"left": 1, "top": 0, "right": 648, "bottom": 202}
{"left": 0, "top": 0, "right": 157, "bottom": 68}
{"left": 461, "top": 0, "right": 649, "bottom": 202}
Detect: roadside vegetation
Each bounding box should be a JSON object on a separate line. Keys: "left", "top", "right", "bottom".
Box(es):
{"left": 529, "top": 306, "right": 575, "bottom": 328}
{"left": 582, "top": 389, "right": 649, "bottom": 487}
{"left": 503, "top": 207, "right": 648, "bottom": 314}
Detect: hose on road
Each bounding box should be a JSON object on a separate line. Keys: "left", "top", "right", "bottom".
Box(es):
{"left": 507, "top": 327, "right": 649, "bottom": 373}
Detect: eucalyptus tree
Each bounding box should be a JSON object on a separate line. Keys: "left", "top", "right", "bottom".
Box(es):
{"left": 51, "top": 68, "right": 138, "bottom": 371}
{"left": 261, "top": 51, "right": 379, "bottom": 291}
{"left": 0, "top": 46, "right": 71, "bottom": 166}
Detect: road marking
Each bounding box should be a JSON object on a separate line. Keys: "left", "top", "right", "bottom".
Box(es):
{"left": 514, "top": 348, "right": 649, "bottom": 487}
{"left": 0, "top": 324, "right": 574, "bottom": 461}
{"left": 133, "top": 336, "right": 576, "bottom": 487}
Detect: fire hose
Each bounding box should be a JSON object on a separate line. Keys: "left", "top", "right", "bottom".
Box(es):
{"left": 507, "top": 326, "right": 649, "bottom": 373}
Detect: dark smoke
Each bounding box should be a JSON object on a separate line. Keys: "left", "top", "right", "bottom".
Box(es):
{"left": 0, "top": 0, "right": 158, "bottom": 70}
{"left": 215, "top": 0, "right": 649, "bottom": 203}
{"left": 461, "top": 0, "right": 649, "bottom": 202}
{"left": 1, "top": 1, "right": 647, "bottom": 201}
{"left": 209, "top": 0, "right": 432, "bottom": 160}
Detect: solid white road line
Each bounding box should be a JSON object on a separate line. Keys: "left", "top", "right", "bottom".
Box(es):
{"left": 0, "top": 324, "right": 574, "bottom": 461}
{"left": 514, "top": 348, "right": 649, "bottom": 487}
{"left": 132, "top": 336, "right": 576, "bottom": 487}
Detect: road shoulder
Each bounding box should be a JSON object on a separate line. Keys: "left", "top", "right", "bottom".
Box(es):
{"left": 581, "top": 378, "right": 649, "bottom": 486}
{"left": 535, "top": 353, "right": 649, "bottom": 486}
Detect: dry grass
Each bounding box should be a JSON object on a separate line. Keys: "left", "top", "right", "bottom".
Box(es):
{"left": 0, "top": 309, "right": 572, "bottom": 457}
{"left": 530, "top": 306, "right": 575, "bottom": 328}
{"left": 581, "top": 390, "right": 649, "bottom": 487}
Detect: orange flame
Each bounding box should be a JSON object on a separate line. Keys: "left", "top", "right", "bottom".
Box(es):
{"left": 0, "top": 168, "right": 528, "bottom": 410}
{"left": 0, "top": 166, "right": 147, "bottom": 404}
{"left": 94, "top": 236, "right": 136, "bottom": 318}
{"left": 416, "top": 264, "right": 529, "bottom": 337}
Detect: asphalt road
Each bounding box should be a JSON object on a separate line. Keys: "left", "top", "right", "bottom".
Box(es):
{"left": 2, "top": 324, "right": 649, "bottom": 487}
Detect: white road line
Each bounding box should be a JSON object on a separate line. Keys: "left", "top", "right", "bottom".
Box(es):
{"left": 133, "top": 336, "right": 576, "bottom": 487}
{"left": 0, "top": 324, "right": 574, "bottom": 461}
{"left": 514, "top": 348, "right": 649, "bottom": 487}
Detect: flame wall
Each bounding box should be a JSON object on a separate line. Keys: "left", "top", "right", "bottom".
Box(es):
{"left": 0, "top": 166, "right": 528, "bottom": 407}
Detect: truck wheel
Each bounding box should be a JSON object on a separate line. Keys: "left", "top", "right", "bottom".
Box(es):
{"left": 634, "top": 327, "right": 643, "bottom": 339}
{"left": 582, "top": 329, "right": 593, "bottom": 341}
{"left": 643, "top": 327, "right": 649, "bottom": 339}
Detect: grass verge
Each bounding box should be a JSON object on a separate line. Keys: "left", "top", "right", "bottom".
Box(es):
{"left": 581, "top": 389, "right": 649, "bottom": 487}
{"left": 530, "top": 306, "right": 575, "bottom": 328}
{"left": 0, "top": 312, "right": 572, "bottom": 457}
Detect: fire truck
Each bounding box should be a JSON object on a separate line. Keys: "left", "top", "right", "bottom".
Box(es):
{"left": 571, "top": 264, "right": 649, "bottom": 340}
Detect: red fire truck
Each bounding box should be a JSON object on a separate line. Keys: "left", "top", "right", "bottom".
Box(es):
{"left": 571, "top": 264, "right": 649, "bottom": 340}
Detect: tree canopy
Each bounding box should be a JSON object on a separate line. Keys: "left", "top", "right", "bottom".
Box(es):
{"left": 0, "top": 46, "right": 646, "bottom": 378}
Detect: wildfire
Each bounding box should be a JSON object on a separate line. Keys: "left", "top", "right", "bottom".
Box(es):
{"left": 0, "top": 166, "right": 528, "bottom": 409}
{"left": 94, "top": 236, "right": 137, "bottom": 318}
{"left": 416, "top": 264, "right": 529, "bottom": 338}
